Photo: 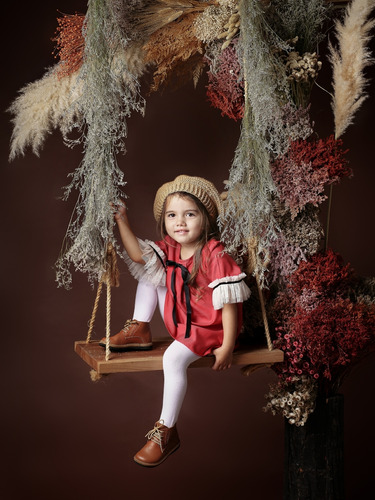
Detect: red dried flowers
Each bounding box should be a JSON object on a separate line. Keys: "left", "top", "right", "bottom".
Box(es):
{"left": 53, "top": 14, "right": 85, "bottom": 79}
{"left": 272, "top": 250, "right": 375, "bottom": 385}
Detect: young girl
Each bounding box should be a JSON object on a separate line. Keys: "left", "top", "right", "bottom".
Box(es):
{"left": 102, "top": 175, "right": 251, "bottom": 467}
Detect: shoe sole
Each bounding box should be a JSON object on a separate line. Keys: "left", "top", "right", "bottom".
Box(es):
{"left": 98, "top": 342, "right": 153, "bottom": 352}
{"left": 133, "top": 443, "right": 180, "bottom": 468}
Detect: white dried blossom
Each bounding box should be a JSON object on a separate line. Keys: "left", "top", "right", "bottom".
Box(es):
{"left": 286, "top": 51, "right": 322, "bottom": 83}
{"left": 264, "top": 376, "right": 318, "bottom": 426}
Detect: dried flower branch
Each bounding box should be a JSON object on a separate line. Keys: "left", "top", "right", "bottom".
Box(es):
{"left": 219, "top": 0, "right": 292, "bottom": 282}
{"left": 285, "top": 51, "right": 322, "bottom": 83}
{"left": 53, "top": 13, "right": 85, "bottom": 78}
{"left": 265, "top": 0, "right": 330, "bottom": 54}
{"left": 206, "top": 39, "right": 244, "bottom": 120}
{"left": 264, "top": 375, "right": 318, "bottom": 426}
{"left": 106, "top": 0, "right": 148, "bottom": 41}
{"left": 55, "top": 0, "right": 145, "bottom": 287}
{"left": 143, "top": 10, "right": 205, "bottom": 91}
{"left": 271, "top": 135, "right": 351, "bottom": 217}
{"left": 271, "top": 250, "right": 375, "bottom": 385}
{"left": 138, "top": 0, "right": 214, "bottom": 37}
{"left": 268, "top": 203, "right": 323, "bottom": 283}
{"left": 329, "top": 0, "right": 375, "bottom": 139}
{"left": 193, "top": 0, "right": 239, "bottom": 47}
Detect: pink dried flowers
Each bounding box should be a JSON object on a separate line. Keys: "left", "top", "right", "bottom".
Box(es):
{"left": 271, "top": 135, "right": 351, "bottom": 217}
{"left": 206, "top": 40, "right": 244, "bottom": 120}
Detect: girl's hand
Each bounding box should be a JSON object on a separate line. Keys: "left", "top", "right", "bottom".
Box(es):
{"left": 212, "top": 345, "right": 233, "bottom": 371}
{"left": 112, "top": 200, "right": 127, "bottom": 222}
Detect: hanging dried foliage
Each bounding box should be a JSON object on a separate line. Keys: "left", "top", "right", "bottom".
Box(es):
{"left": 265, "top": 0, "right": 330, "bottom": 55}
{"left": 106, "top": 0, "right": 148, "bottom": 41}
{"left": 219, "top": 0, "right": 293, "bottom": 282}
{"left": 55, "top": 0, "right": 145, "bottom": 288}
{"left": 143, "top": 10, "right": 205, "bottom": 91}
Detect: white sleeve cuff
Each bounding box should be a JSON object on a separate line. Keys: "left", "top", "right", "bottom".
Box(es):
{"left": 208, "top": 273, "right": 251, "bottom": 310}
{"left": 123, "top": 239, "right": 166, "bottom": 287}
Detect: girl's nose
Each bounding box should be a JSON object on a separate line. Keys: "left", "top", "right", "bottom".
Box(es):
{"left": 176, "top": 215, "right": 186, "bottom": 226}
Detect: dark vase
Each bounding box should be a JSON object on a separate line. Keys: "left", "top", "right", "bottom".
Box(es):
{"left": 284, "top": 393, "right": 344, "bottom": 500}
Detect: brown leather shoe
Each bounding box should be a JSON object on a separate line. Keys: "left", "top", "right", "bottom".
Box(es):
{"left": 134, "top": 420, "right": 180, "bottom": 467}
{"left": 99, "top": 320, "right": 152, "bottom": 352}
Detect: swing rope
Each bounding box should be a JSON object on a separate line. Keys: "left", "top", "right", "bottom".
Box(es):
{"left": 85, "top": 241, "right": 119, "bottom": 361}
{"left": 247, "top": 237, "right": 273, "bottom": 351}
{"left": 240, "top": 32, "right": 273, "bottom": 352}
{"left": 86, "top": 280, "right": 103, "bottom": 343}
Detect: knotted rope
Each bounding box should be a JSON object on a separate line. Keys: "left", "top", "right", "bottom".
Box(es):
{"left": 86, "top": 241, "right": 120, "bottom": 361}
{"left": 247, "top": 236, "right": 273, "bottom": 351}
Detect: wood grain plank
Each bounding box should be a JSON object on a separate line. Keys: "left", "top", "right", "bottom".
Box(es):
{"left": 75, "top": 338, "right": 284, "bottom": 374}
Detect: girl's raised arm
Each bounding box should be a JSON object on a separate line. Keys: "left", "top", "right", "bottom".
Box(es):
{"left": 114, "top": 201, "right": 145, "bottom": 264}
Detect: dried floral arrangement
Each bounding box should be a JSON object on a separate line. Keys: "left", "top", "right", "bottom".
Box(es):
{"left": 8, "top": 0, "right": 375, "bottom": 424}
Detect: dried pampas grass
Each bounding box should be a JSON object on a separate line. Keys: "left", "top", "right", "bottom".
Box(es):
{"left": 138, "top": 0, "right": 213, "bottom": 37}
{"left": 8, "top": 67, "right": 83, "bottom": 160}
{"left": 329, "top": 0, "right": 375, "bottom": 139}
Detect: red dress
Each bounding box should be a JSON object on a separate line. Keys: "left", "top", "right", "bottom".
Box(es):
{"left": 142, "top": 236, "right": 251, "bottom": 357}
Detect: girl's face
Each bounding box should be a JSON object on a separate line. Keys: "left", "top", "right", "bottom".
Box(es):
{"left": 164, "top": 194, "right": 203, "bottom": 253}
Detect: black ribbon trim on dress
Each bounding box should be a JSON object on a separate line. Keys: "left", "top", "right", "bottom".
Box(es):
{"left": 212, "top": 279, "right": 244, "bottom": 289}
{"left": 166, "top": 260, "right": 191, "bottom": 339}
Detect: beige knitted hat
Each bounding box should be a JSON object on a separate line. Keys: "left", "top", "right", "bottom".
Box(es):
{"left": 153, "top": 175, "right": 222, "bottom": 222}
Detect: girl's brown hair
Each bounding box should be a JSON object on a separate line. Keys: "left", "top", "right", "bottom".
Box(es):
{"left": 157, "top": 192, "right": 220, "bottom": 287}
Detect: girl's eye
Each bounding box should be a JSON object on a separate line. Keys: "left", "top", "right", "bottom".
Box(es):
{"left": 167, "top": 213, "right": 175, "bottom": 218}
{"left": 186, "top": 212, "right": 195, "bottom": 217}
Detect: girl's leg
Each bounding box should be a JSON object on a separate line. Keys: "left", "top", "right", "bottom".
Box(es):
{"left": 159, "top": 340, "right": 201, "bottom": 428}
{"left": 156, "top": 285, "right": 167, "bottom": 318}
{"left": 132, "top": 281, "right": 159, "bottom": 322}
{"left": 134, "top": 340, "right": 200, "bottom": 466}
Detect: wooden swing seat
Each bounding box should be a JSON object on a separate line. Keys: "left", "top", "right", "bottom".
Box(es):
{"left": 74, "top": 337, "right": 283, "bottom": 375}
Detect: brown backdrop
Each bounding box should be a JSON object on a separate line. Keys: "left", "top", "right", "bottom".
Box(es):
{"left": 1, "top": 2, "right": 374, "bottom": 499}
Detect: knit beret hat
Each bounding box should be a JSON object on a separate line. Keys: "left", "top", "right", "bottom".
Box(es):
{"left": 153, "top": 175, "right": 222, "bottom": 222}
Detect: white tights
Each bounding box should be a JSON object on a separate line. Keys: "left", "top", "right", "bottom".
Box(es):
{"left": 132, "top": 281, "right": 200, "bottom": 428}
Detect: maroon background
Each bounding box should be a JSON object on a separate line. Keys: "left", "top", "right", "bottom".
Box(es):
{"left": 1, "top": 2, "right": 374, "bottom": 499}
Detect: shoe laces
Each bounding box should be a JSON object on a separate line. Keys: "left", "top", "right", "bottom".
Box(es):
{"left": 145, "top": 420, "right": 165, "bottom": 452}
{"left": 122, "top": 319, "right": 138, "bottom": 332}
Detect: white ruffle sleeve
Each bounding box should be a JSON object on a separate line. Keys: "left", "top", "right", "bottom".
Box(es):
{"left": 123, "top": 239, "right": 166, "bottom": 287}
{"left": 208, "top": 273, "right": 251, "bottom": 310}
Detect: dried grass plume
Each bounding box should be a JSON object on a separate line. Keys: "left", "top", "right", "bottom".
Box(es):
{"left": 8, "top": 67, "right": 82, "bottom": 160}
{"left": 329, "top": 0, "right": 375, "bottom": 139}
